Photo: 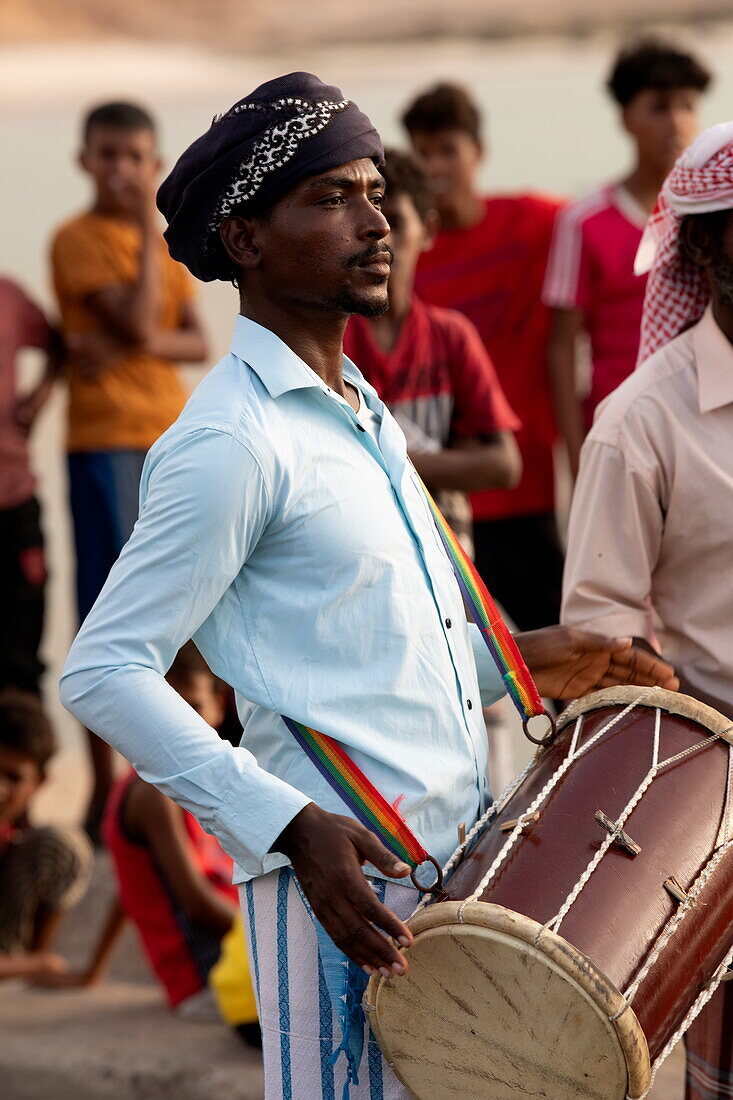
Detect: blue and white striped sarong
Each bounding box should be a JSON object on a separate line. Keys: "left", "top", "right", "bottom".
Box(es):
{"left": 240, "top": 868, "right": 417, "bottom": 1100}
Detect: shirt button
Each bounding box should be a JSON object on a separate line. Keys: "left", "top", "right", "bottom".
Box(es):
{"left": 445, "top": 618, "right": 452, "bottom": 629}
{"left": 467, "top": 699, "right": 473, "bottom": 710}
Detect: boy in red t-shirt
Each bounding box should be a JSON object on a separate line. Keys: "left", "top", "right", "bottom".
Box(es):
{"left": 403, "top": 83, "right": 562, "bottom": 631}
{"left": 344, "top": 149, "right": 520, "bottom": 555}
{"left": 543, "top": 38, "right": 712, "bottom": 478}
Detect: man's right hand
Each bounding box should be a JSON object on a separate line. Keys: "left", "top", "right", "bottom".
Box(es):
{"left": 274, "top": 803, "right": 414, "bottom": 977}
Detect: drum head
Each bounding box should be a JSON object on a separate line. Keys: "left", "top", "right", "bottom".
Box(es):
{"left": 365, "top": 902, "right": 650, "bottom": 1100}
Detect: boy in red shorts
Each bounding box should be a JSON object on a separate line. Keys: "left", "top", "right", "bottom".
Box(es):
{"left": 403, "top": 83, "right": 562, "bottom": 631}
{"left": 344, "top": 149, "right": 520, "bottom": 554}
{"left": 543, "top": 38, "right": 711, "bottom": 477}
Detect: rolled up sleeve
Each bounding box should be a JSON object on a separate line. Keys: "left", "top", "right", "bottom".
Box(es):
{"left": 562, "top": 438, "right": 662, "bottom": 641}
{"left": 60, "top": 428, "right": 311, "bottom": 876}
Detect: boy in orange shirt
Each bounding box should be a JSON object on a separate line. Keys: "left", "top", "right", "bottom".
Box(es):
{"left": 51, "top": 101, "right": 209, "bottom": 835}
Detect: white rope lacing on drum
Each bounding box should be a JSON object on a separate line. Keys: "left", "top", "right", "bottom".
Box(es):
{"left": 628, "top": 932, "right": 733, "bottom": 1098}
{"left": 549, "top": 717, "right": 733, "bottom": 946}
{"left": 542, "top": 707, "right": 662, "bottom": 937}
{"left": 455, "top": 690, "right": 658, "bottom": 913}
{"left": 410, "top": 691, "right": 658, "bottom": 921}
{"left": 409, "top": 752, "right": 538, "bottom": 919}
{"left": 616, "top": 729, "right": 733, "bottom": 1098}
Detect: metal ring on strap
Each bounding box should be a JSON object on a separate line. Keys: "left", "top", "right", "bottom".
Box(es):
{"left": 410, "top": 854, "right": 444, "bottom": 895}
{"left": 523, "top": 711, "right": 558, "bottom": 747}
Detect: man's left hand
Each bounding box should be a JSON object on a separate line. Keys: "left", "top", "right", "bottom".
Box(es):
{"left": 516, "top": 627, "right": 679, "bottom": 700}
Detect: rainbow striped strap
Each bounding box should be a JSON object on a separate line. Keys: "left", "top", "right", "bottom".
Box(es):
{"left": 280, "top": 486, "right": 546, "bottom": 872}
{"left": 421, "top": 483, "right": 546, "bottom": 723}
{"left": 281, "top": 716, "right": 429, "bottom": 869}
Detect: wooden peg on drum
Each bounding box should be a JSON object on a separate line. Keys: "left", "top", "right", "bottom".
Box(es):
{"left": 499, "top": 811, "right": 540, "bottom": 833}
{"left": 664, "top": 875, "right": 689, "bottom": 904}
{"left": 595, "top": 809, "right": 642, "bottom": 856}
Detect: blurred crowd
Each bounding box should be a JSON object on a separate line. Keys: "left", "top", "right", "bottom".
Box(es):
{"left": 0, "top": 32, "right": 713, "bottom": 1057}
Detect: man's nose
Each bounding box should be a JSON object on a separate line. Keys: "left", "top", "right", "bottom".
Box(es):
{"left": 360, "top": 204, "right": 390, "bottom": 241}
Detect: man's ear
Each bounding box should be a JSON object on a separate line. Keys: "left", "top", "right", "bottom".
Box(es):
{"left": 421, "top": 208, "right": 441, "bottom": 253}
{"left": 219, "top": 215, "right": 263, "bottom": 271}
{"left": 680, "top": 216, "right": 714, "bottom": 269}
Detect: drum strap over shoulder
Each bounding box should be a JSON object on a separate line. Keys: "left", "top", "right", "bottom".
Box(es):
{"left": 281, "top": 479, "right": 550, "bottom": 884}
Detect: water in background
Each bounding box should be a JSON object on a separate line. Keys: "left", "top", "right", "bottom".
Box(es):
{"left": 3, "top": 29, "right": 733, "bottom": 815}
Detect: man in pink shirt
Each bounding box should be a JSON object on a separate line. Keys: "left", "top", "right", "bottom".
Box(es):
{"left": 563, "top": 123, "right": 733, "bottom": 1100}
{"left": 0, "top": 278, "right": 59, "bottom": 695}
{"left": 544, "top": 38, "right": 711, "bottom": 477}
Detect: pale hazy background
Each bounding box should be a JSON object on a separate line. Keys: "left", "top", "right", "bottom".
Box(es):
{"left": 3, "top": 5, "right": 733, "bottom": 823}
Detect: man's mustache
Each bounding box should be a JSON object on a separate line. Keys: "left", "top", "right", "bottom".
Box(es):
{"left": 346, "top": 243, "right": 395, "bottom": 268}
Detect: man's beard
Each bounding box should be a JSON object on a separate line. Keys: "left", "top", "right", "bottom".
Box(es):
{"left": 328, "top": 288, "right": 390, "bottom": 318}
{"left": 326, "top": 241, "right": 394, "bottom": 317}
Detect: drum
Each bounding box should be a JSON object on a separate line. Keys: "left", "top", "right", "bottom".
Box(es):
{"left": 364, "top": 687, "right": 733, "bottom": 1099}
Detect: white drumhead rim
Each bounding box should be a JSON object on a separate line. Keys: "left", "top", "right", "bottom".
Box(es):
{"left": 366, "top": 901, "right": 651, "bottom": 1099}
{"left": 557, "top": 686, "right": 733, "bottom": 742}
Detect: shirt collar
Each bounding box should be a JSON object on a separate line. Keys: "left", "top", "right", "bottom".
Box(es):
{"left": 230, "top": 313, "right": 382, "bottom": 412}
{"left": 693, "top": 305, "right": 733, "bottom": 414}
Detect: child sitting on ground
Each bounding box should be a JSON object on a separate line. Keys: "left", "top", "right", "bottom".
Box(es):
{"left": 0, "top": 690, "right": 92, "bottom": 981}
{"left": 36, "top": 645, "right": 259, "bottom": 1042}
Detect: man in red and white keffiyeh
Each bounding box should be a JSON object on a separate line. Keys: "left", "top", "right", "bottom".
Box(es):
{"left": 565, "top": 129, "right": 733, "bottom": 1099}
{"left": 636, "top": 120, "right": 733, "bottom": 364}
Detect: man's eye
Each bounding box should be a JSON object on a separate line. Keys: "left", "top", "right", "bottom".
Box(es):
{"left": 321, "top": 195, "right": 346, "bottom": 205}
{"left": 371, "top": 194, "right": 384, "bottom": 207}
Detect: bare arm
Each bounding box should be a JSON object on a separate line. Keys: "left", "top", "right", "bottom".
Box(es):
{"left": 84, "top": 177, "right": 160, "bottom": 345}
{"left": 14, "top": 328, "right": 63, "bottom": 434}
{"left": 130, "top": 783, "right": 237, "bottom": 935}
{"left": 144, "top": 300, "right": 208, "bottom": 364}
{"left": 547, "top": 307, "right": 586, "bottom": 481}
{"left": 30, "top": 896, "right": 127, "bottom": 989}
{"left": 410, "top": 432, "right": 522, "bottom": 492}
{"left": 0, "top": 951, "right": 68, "bottom": 982}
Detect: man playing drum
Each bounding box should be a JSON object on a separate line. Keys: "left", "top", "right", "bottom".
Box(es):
{"left": 61, "top": 73, "right": 677, "bottom": 1099}
{"left": 564, "top": 121, "right": 733, "bottom": 1100}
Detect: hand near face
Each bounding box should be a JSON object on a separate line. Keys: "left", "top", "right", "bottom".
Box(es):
{"left": 107, "top": 171, "right": 159, "bottom": 228}
{"left": 274, "top": 803, "right": 413, "bottom": 977}
{"left": 516, "top": 627, "right": 679, "bottom": 701}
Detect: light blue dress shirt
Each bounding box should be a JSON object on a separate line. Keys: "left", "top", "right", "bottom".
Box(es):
{"left": 60, "top": 316, "right": 506, "bottom": 882}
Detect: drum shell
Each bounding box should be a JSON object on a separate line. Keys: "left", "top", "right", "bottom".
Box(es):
{"left": 441, "top": 701, "right": 733, "bottom": 1061}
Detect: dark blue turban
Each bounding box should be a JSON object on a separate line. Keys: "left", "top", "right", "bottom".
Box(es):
{"left": 157, "top": 72, "right": 384, "bottom": 282}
